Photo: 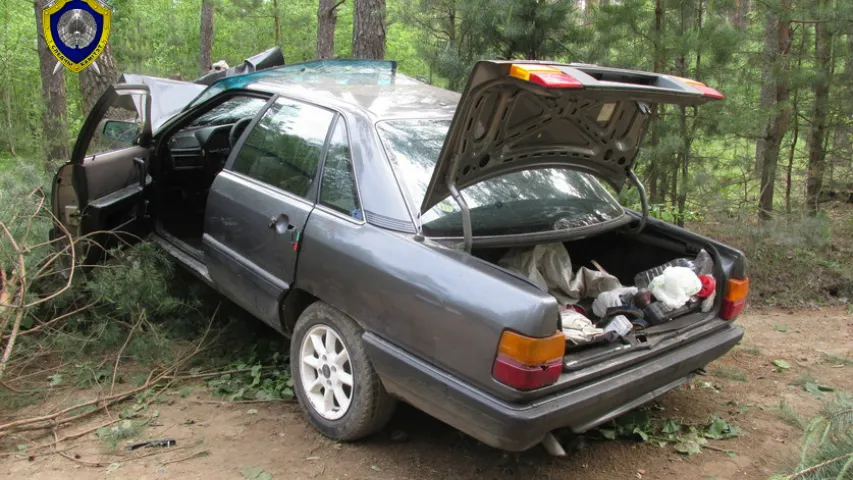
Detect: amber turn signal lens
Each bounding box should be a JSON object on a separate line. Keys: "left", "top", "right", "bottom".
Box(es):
{"left": 508, "top": 64, "right": 583, "bottom": 89}
{"left": 725, "top": 278, "right": 750, "bottom": 302}
{"left": 497, "top": 330, "right": 565, "bottom": 366}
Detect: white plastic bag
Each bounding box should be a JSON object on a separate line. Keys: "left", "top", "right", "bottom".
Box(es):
{"left": 592, "top": 286, "right": 638, "bottom": 318}
{"left": 648, "top": 266, "right": 702, "bottom": 309}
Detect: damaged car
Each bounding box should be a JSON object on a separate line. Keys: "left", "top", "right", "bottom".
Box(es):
{"left": 50, "top": 58, "right": 748, "bottom": 453}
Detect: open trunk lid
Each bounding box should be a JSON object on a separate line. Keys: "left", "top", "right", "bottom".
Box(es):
{"left": 420, "top": 60, "right": 723, "bottom": 214}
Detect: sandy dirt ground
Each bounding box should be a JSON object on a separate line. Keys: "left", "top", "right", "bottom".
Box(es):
{"left": 2, "top": 307, "right": 851, "bottom": 480}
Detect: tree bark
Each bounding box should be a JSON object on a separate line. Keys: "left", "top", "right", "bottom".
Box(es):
{"left": 827, "top": 29, "right": 853, "bottom": 191}
{"left": 806, "top": 2, "right": 832, "bottom": 215}
{"left": 199, "top": 0, "right": 215, "bottom": 77}
{"left": 647, "top": 0, "right": 664, "bottom": 204}
{"left": 3, "top": 86, "right": 15, "bottom": 157}
{"left": 34, "top": 0, "right": 69, "bottom": 169}
{"left": 755, "top": 9, "right": 780, "bottom": 177}
{"left": 757, "top": 0, "right": 792, "bottom": 220}
{"left": 352, "top": 0, "right": 386, "bottom": 59}
{"left": 271, "top": 0, "right": 280, "bottom": 47}
{"left": 317, "top": 0, "right": 341, "bottom": 59}
{"left": 79, "top": 43, "right": 118, "bottom": 116}
{"left": 734, "top": 0, "right": 749, "bottom": 30}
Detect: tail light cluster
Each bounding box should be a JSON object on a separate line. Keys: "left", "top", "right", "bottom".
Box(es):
{"left": 492, "top": 330, "right": 564, "bottom": 391}
{"left": 720, "top": 277, "right": 749, "bottom": 320}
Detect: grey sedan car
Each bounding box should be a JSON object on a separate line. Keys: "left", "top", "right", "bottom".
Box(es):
{"left": 51, "top": 59, "right": 748, "bottom": 452}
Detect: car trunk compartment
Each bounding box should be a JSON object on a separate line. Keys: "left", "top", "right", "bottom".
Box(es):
{"left": 470, "top": 221, "right": 732, "bottom": 391}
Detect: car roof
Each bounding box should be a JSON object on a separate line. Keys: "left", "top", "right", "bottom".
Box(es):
{"left": 196, "top": 59, "right": 460, "bottom": 120}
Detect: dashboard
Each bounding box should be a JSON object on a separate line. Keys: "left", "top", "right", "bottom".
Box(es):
{"left": 166, "top": 124, "right": 233, "bottom": 172}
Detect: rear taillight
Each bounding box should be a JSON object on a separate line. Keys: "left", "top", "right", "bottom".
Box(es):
{"left": 720, "top": 277, "right": 749, "bottom": 320}
{"left": 492, "top": 330, "right": 564, "bottom": 390}
{"left": 509, "top": 64, "right": 583, "bottom": 89}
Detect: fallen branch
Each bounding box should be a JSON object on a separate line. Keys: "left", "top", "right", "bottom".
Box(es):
{"left": 788, "top": 452, "right": 853, "bottom": 479}
{"left": 110, "top": 311, "right": 143, "bottom": 397}
{"left": 0, "top": 305, "right": 220, "bottom": 438}
{"left": 161, "top": 449, "right": 210, "bottom": 466}
{"left": 52, "top": 430, "right": 104, "bottom": 468}
{"left": 188, "top": 398, "right": 296, "bottom": 405}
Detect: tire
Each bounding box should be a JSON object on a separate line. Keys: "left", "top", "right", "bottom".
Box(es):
{"left": 290, "top": 302, "right": 396, "bottom": 441}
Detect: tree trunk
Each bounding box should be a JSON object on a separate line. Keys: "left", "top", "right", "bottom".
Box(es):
{"left": 647, "top": 0, "right": 664, "bottom": 204}
{"left": 79, "top": 43, "right": 118, "bottom": 116}
{"left": 352, "top": 0, "right": 386, "bottom": 59}
{"left": 755, "top": 9, "right": 780, "bottom": 177}
{"left": 3, "top": 86, "right": 15, "bottom": 157}
{"left": 199, "top": 0, "right": 215, "bottom": 77}
{"left": 757, "top": 0, "right": 792, "bottom": 220}
{"left": 734, "top": 0, "right": 749, "bottom": 29}
{"left": 827, "top": 29, "right": 853, "bottom": 191}
{"left": 34, "top": 0, "right": 69, "bottom": 169}
{"left": 786, "top": 30, "right": 806, "bottom": 214}
{"left": 317, "top": 0, "right": 340, "bottom": 59}
{"left": 806, "top": 4, "right": 832, "bottom": 215}
{"left": 272, "top": 0, "right": 281, "bottom": 46}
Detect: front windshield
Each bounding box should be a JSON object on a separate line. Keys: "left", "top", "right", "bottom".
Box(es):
{"left": 376, "top": 119, "right": 625, "bottom": 236}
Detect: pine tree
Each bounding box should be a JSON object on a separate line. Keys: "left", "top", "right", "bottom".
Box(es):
{"left": 353, "top": 0, "right": 386, "bottom": 59}
{"left": 199, "top": 0, "right": 215, "bottom": 76}
{"left": 33, "top": 0, "right": 68, "bottom": 168}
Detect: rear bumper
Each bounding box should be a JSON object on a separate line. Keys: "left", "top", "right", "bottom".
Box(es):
{"left": 363, "top": 323, "right": 743, "bottom": 452}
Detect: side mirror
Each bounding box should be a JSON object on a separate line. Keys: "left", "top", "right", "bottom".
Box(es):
{"left": 102, "top": 120, "right": 139, "bottom": 144}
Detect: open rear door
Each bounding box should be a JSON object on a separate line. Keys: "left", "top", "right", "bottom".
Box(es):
{"left": 51, "top": 84, "right": 153, "bottom": 264}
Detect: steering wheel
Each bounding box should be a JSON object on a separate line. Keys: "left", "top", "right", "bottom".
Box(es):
{"left": 229, "top": 117, "right": 254, "bottom": 149}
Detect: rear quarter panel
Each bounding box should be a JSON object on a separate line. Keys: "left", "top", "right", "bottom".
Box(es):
{"left": 297, "top": 208, "right": 559, "bottom": 398}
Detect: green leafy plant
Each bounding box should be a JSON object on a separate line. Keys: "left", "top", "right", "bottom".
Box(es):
{"left": 207, "top": 353, "right": 293, "bottom": 402}
{"left": 596, "top": 409, "right": 740, "bottom": 455}
{"left": 96, "top": 420, "right": 144, "bottom": 450}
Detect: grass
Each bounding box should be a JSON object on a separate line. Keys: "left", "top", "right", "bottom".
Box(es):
{"left": 709, "top": 365, "right": 748, "bottom": 382}
{"left": 740, "top": 346, "right": 763, "bottom": 355}
{"left": 693, "top": 206, "right": 853, "bottom": 308}
{"left": 821, "top": 352, "right": 853, "bottom": 367}
{"left": 96, "top": 420, "right": 145, "bottom": 450}
{"left": 777, "top": 400, "right": 806, "bottom": 430}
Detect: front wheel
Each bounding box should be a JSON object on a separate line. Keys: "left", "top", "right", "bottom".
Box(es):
{"left": 290, "top": 302, "right": 396, "bottom": 441}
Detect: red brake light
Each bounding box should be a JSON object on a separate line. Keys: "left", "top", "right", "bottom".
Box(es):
{"left": 672, "top": 75, "right": 725, "bottom": 99}
{"left": 492, "top": 330, "right": 564, "bottom": 390}
{"left": 720, "top": 278, "right": 749, "bottom": 320}
{"left": 692, "top": 84, "right": 724, "bottom": 99}
{"left": 509, "top": 64, "right": 583, "bottom": 89}
{"left": 493, "top": 356, "right": 562, "bottom": 390}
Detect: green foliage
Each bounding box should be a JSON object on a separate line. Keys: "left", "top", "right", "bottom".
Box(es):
{"left": 96, "top": 419, "right": 145, "bottom": 450}
{"left": 241, "top": 466, "right": 274, "bottom": 480}
{"left": 770, "top": 395, "right": 853, "bottom": 480}
{"left": 694, "top": 210, "right": 853, "bottom": 307}
{"left": 596, "top": 408, "right": 740, "bottom": 455}
{"left": 207, "top": 352, "right": 293, "bottom": 401}
{"left": 709, "top": 365, "right": 748, "bottom": 382}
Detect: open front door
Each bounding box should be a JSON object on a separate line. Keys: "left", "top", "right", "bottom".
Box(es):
{"left": 51, "top": 84, "right": 153, "bottom": 264}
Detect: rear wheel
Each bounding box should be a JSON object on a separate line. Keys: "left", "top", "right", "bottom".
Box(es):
{"left": 290, "top": 302, "right": 396, "bottom": 441}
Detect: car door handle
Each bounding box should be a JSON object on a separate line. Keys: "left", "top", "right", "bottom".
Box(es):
{"left": 268, "top": 214, "right": 293, "bottom": 231}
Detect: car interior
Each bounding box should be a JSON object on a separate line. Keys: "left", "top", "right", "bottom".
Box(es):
{"left": 154, "top": 94, "right": 270, "bottom": 253}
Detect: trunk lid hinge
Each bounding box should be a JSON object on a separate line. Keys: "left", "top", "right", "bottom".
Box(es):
{"left": 446, "top": 154, "right": 473, "bottom": 253}
{"left": 628, "top": 169, "right": 649, "bottom": 234}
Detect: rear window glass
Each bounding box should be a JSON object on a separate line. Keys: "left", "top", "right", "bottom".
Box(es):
{"left": 376, "top": 119, "right": 625, "bottom": 236}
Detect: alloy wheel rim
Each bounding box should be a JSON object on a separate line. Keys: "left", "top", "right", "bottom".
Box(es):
{"left": 299, "top": 324, "right": 353, "bottom": 420}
